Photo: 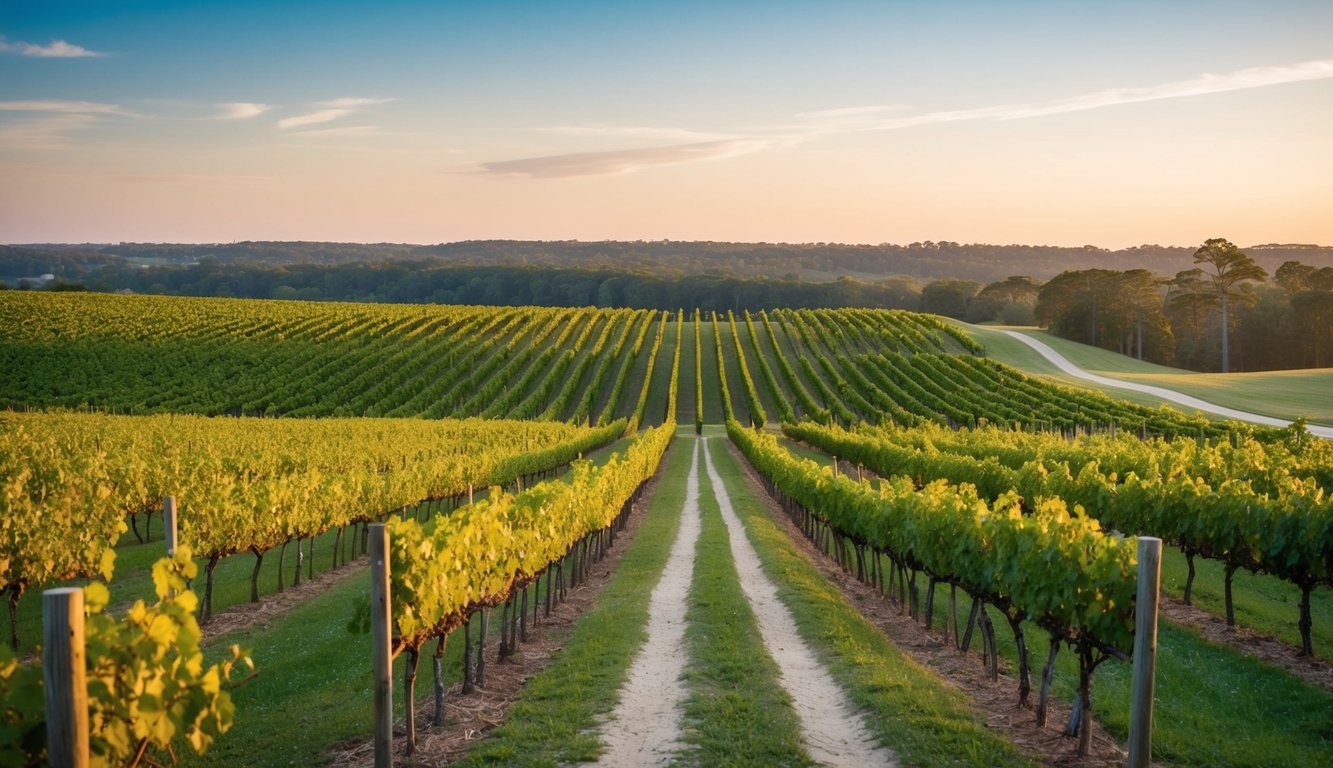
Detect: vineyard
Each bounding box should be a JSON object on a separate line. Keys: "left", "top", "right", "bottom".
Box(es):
{"left": 2, "top": 291, "right": 1330, "bottom": 767}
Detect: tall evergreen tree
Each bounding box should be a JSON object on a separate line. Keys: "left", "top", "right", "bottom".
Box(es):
{"left": 1192, "top": 238, "right": 1266, "bottom": 372}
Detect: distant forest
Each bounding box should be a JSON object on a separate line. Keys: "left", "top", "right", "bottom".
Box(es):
{"left": 8, "top": 239, "right": 1333, "bottom": 283}
{"left": 4, "top": 239, "right": 1332, "bottom": 372}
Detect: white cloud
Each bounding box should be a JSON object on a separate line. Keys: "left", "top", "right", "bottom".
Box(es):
{"left": 478, "top": 58, "right": 1333, "bottom": 179}
{"left": 0, "top": 99, "right": 127, "bottom": 114}
{"left": 317, "top": 97, "right": 394, "bottom": 109}
{"left": 216, "top": 102, "right": 271, "bottom": 120}
{"left": 0, "top": 100, "right": 134, "bottom": 149}
{"left": 288, "top": 125, "right": 379, "bottom": 137}
{"left": 0, "top": 115, "right": 94, "bottom": 149}
{"left": 537, "top": 125, "right": 734, "bottom": 143}
{"left": 845, "top": 59, "right": 1333, "bottom": 132}
{"left": 0, "top": 37, "right": 106, "bottom": 58}
{"left": 989, "top": 59, "right": 1333, "bottom": 121}
{"left": 114, "top": 174, "right": 270, "bottom": 184}
{"left": 277, "top": 108, "right": 352, "bottom": 129}
{"left": 274, "top": 97, "right": 392, "bottom": 130}
{"left": 479, "top": 139, "right": 769, "bottom": 178}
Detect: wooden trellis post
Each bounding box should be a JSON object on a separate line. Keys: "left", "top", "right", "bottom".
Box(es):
{"left": 370, "top": 523, "right": 392, "bottom": 768}
{"left": 43, "top": 587, "right": 89, "bottom": 768}
{"left": 1128, "top": 536, "right": 1162, "bottom": 768}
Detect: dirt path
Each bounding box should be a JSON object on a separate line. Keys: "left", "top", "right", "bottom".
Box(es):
{"left": 1001, "top": 330, "right": 1333, "bottom": 438}
{"left": 702, "top": 440, "right": 896, "bottom": 767}
{"left": 593, "top": 439, "right": 701, "bottom": 767}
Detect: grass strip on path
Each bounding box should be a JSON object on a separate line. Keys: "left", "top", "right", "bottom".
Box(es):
{"left": 706, "top": 438, "right": 1034, "bottom": 768}
{"left": 677, "top": 439, "right": 813, "bottom": 767}
{"left": 453, "top": 439, "right": 690, "bottom": 767}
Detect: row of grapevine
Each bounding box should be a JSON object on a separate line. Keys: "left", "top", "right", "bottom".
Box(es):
{"left": 0, "top": 412, "right": 624, "bottom": 643}
{"left": 596, "top": 310, "right": 654, "bottom": 425}
{"left": 694, "top": 308, "right": 704, "bottom": 433}
{"left": 788, "top": 419, "right": 1332, "bottom": 654}
{"left": 383, "top": 420, "right": 675, "bottom": 752}
{"left": 0, "top": 295, "right": 671, "bottom": 423}
{"left": 726, "top": 310, "right": 767, "bottom": 427}
{"left": 667, "top": 310, "right": 683, "bottom": 424}
{"left": 758, "top": 310, "right": 828, "bottom": 423}
{"left": 729, "top": 420, "right": 1138, "bottom": 750}
{"left": 743, "top": 311, "right": 795, "bottom": 423}
{"left": 627, "top": 312, "right": 669, "bottom": 432}
{"left": 711, "top": 312, "right": 735, "bottom": 422}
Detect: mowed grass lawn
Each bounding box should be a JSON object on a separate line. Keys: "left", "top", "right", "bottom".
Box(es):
{"left": 959, "top": 322, "right": 1333, "bottom": 425}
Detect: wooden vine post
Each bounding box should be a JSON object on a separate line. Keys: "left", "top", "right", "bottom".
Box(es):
{"left": 43, "top": 587, "right": 89, "bottom": 768}
{"left": 370, "top": 523, "right": 393, "bottom": 768}
{"left": 163, "top": 495, "right": 178, "bottom": 556}
{"left": 1128, "top": 536, "right": 1162, "bottom": 768}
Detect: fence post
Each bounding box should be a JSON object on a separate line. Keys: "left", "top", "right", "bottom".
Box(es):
{"left": 163, "top": 496, "right": 178, "bottom": 556}
{"left": 1128, "top": 536, "right": 1162, "bottom": 768}
{"left": 370, "top": 523, "right": 393, "bottom": 768}
{"left": 43, "top": 587, "right": 89, "bottom": 768}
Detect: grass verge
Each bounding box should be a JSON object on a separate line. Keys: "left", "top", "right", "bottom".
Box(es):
{"left": 975, "top": 610, "right": 1333, "bottom": 768}
{"left": 1159, "top": 545, "right": 1333, "bottom": 665}
{"left": 12, "top": 522, "right": 352, "bottom": 651}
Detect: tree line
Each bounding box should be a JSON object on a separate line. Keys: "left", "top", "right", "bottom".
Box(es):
{"left": 935, "top": 239, "right": 1332, "bottom": 372}
{"left": 6, "top": 239, "right": 1331, "bottom": 284}
{"left": 1, "top": 259, "right": 924, "bottom": 314}
{"left": 5, "top": 238, "right": 1329, "bottom": 372}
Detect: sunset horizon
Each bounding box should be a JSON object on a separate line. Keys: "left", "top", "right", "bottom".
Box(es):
{"left": 4, "top": 1, "right": 1332, "bottom": 250}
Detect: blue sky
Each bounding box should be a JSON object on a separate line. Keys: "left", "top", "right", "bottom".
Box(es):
{"left": 2, "top": 1, "right": 1332, "bottom": 246}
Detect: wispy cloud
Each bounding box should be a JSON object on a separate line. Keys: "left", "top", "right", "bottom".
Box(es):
{"left": 288, "top": 125, "right": 379, "bottom": 137}
{"left": 114, "top": 174, "right": 270, "bottom": 184}
{"left": 478, "top": 59, "right": 1333, "bottom": 179}
{"left": 841, "top": 59, "right": 1333, "bottom": 132}
{"left": 0, "top": 100, "right": 134, "bottom": 150}
{"left": 536, "top": 125, "right": 734, "bottom": 143}
{"left": 275, "top": 97, "right": 393, "bottom": 130}
{"left": 0, "top": 99, "right": 129, "bottom": 115}
{"left": 0, "top": 114, "right": 98, "bottom": 150}
{"left": 0, "top": 36, "right": 107, "bottom": 58}
{"left": 216, "top": 102, "right": 271, "bottom": 120}
{"left": 277, "top": 108, "right": 351, "bottom": 129}
{"left": 989, "top": 59, "right": 1333, "bottom": 121}
{"left": 480, "top": 139, "right": 769, "bottom": 178}
{"left": 318, "top": 97, "right": 393, "bottom": 109}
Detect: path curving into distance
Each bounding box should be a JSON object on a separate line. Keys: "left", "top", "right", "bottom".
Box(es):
{"left": 1002, "top": 330, "right": 1333, "bottom": 439}
{"left": 703, "top": 440, "right": 896, "bottom": 767}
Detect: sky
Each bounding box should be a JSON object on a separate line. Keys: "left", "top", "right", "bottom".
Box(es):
{"left": 2, "top": 0, "right": 1332, "bottom": 248}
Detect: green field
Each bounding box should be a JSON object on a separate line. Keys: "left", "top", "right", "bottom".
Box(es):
{"left": 963, "top": 322, "right": 1333, "bottom": 425}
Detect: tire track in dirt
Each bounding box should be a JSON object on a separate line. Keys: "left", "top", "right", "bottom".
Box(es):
{"left": 703, "top": 439, "right": 896, "bottom": 767}
{"left": 594, "top": 439, "right": 701, "bottom": 767}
